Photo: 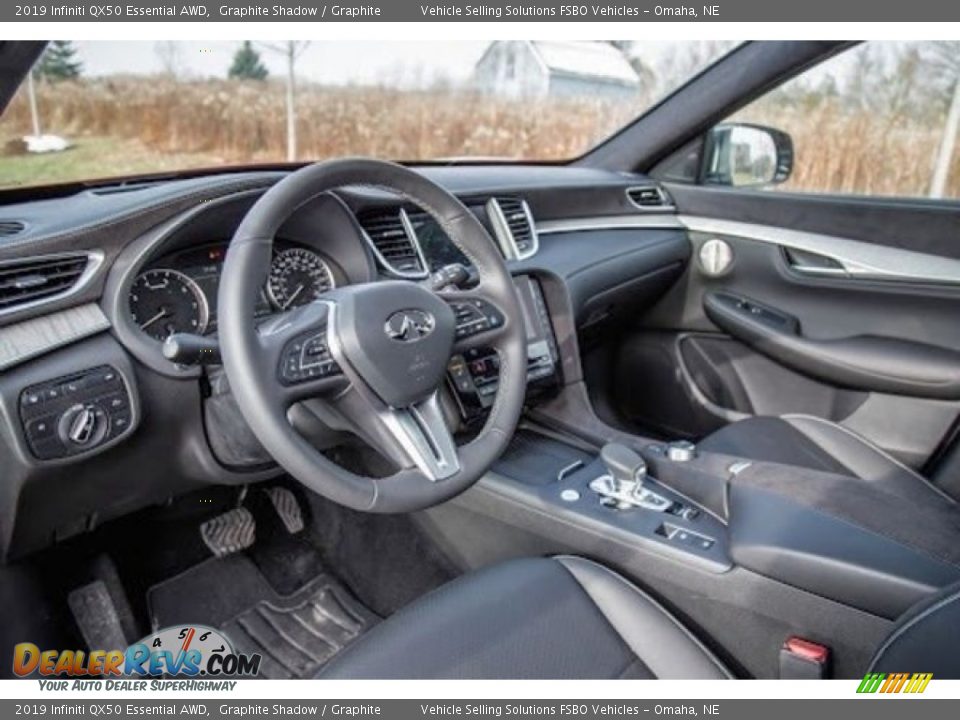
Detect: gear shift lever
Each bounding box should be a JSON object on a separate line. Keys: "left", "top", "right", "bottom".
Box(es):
{"left": 601, "top": 443, "right": 648, "bottom": 487}
{"left": 590, "top": 443, "right": 671, "bottom": 511}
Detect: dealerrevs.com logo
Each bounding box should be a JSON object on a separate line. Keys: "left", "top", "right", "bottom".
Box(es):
{"left": 13, "top": 625, "right": 261, "bottom": 680}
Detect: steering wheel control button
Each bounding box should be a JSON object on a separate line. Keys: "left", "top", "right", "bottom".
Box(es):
{"left": 451, "top": 299, "right": 504, "bottom": 339}
{"left": 18, "top": 365, "right": 134, "bottom": 461}
{"left": 279, "top": 330, "right": 342, "bottom": 385}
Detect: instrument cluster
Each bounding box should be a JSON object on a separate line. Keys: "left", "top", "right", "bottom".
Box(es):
{"left": 129, "top": 242, "right": 339, "bottom": 341}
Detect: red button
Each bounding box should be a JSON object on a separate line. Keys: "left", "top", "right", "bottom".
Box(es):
{"left": 784, "top": 636, "right": 829, "bottom": 664}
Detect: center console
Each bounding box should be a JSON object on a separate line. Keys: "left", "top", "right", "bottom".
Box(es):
{"left": 447, "top": 275, "right": 559, "bottom": 423}
{"left": 482, "top": 414, "right": 960, "bottom": 620}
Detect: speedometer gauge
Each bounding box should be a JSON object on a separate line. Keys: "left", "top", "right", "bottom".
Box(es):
{"left": 267, "top": 248, "right": 336, "bottom": 311}
{"left": 129, "top": 268, "right": 209, "bottom": 341}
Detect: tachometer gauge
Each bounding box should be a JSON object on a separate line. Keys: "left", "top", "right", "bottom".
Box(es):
{"left": 267, "top": 248, "right": 336, "bottom": 311}
{"left": 129, "top": 268, "right": 209, "bottom": 341}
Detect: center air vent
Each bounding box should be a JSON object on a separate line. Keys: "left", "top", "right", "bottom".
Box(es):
{"left": 0, "top": 220, "right": 27, "bottom": 237}
{"left": 626, "top": 185, "right": 671, "bottom": 209}
{"left": 488, "top": 197, "right": 538, "bottom": 260}
{"left": 356, "top": 208, "right": 426, "bottom": 277}
{"left": 0, "top": 253, "right": 94, "bottom": 312}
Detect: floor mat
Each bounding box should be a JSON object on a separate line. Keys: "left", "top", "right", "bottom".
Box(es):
{"left": 147, "top": 554, "right": 377, "bottom": 678}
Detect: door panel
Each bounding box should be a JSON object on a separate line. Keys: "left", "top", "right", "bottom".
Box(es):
{"left": 616, "top": 186, "right": 960, "bottom": 471}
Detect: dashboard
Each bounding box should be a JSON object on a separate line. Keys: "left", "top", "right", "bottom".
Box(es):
{"left": 0, "top": 165, "right": 690, "bottom": 560}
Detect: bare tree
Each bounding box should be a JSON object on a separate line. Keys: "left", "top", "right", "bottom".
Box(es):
{"left": 647, "top": 41, "right": 735, "bottom": 98}
{"left": 604, "top": 41, "right": 655, "bottom": 97}
{"left": 930, "top": 77, "right": 960, "bottom": 198}
{"left": 924, "top": 42, "right": 960, "bottom": 198}
{"left": 155, "top": 41, "right": 184, "bottom": 78}
{"left": 260, "top": 41, "right": 310, "bottom": 162}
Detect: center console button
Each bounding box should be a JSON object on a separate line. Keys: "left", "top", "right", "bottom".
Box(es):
{"left": 560, "top": 489, "right": 580, "bottom": 503}
{"left": 666, "top": 440, "right": 697, "bottom": 462}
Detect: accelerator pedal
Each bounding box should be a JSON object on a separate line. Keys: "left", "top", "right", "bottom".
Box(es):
{"left": 200, "top": 507, "right": 256, "bottom": 558}
{"left": 264, "top": 487, "right": 305, "bottom": 534}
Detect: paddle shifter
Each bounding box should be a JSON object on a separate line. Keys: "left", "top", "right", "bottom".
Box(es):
{"left": 589, "top": 443, "right": 672, "bottom": 512}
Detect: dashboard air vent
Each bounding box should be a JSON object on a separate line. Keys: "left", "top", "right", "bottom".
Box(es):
{"left": 488, "top": 197, "right": 538, "bottom": 260}
{"left": 356, "top": 209, "right": 426, "bottom": 277}
{"left": 626, "top": 185, "right": 670, "bottom": 209}
{"left": 0, "top": 220, "right": 27, "bottom": 237}
{"left": 0, "top": 254, "right": 90, "bottom": 311}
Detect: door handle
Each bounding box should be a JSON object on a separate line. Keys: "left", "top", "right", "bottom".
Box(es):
{"left": 782, "top": 247, "right": 849, "bottom": 277}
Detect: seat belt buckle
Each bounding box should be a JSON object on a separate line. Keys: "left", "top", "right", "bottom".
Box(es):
{"left": 780, "top": 636, "right": 831, "bottom": 679}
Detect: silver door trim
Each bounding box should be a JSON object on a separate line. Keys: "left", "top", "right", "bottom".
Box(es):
{"left": 536, "top": 214, "right": 684, "bottom": 235}
{"left": 679, "top": 215, "right": 960, "bottom": 286}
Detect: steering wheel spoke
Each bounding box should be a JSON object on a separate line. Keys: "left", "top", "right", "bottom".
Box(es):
{"left": 374, "top": 392, "right": 460, "bottom": 481}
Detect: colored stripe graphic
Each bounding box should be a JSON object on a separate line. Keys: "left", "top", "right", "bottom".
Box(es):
{"left": 857, "top": 672, "right": 932, "bottom": 694}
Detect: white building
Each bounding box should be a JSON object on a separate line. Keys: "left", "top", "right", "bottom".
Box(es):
{"left": 473, "top": 41, "right": 642, "bottom": 101}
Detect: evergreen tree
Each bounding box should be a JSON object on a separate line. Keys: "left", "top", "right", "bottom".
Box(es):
{"left": 36, "top": 41, "right": 82, "bottom": 82}
{"left": 229, "top": 42, "right": 268, "bottom": 81}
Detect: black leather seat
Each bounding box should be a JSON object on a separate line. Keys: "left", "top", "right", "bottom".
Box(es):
{"left": 318, "top": 556, "right": 960, "bottom": 679}
{"left": 321, "top": 556, "right": 731, "bottom": 679}
{"left": 698, "top": 414, "right": 955, "bottom": 504}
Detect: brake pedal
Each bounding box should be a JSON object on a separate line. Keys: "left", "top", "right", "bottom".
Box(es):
{"left": 264, "top": 487, "right": 305, "bottom": 534}
{"left": 200, "top": 507, "right": 256, "bottom": 557}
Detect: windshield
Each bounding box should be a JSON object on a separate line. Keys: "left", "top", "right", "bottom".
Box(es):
{"left": 0, "top": 40, "right": 733, "bottom": 190}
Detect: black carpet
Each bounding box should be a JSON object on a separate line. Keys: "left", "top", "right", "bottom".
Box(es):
{"left": 147, "top": 553, "right": 377, "bottom": 679}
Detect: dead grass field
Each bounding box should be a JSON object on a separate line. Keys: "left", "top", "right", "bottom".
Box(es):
{"left": 1, "top": 76, "right": 958, "bottom": 198}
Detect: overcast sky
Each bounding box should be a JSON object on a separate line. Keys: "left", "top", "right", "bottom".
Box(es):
{"left": 73, "top": 40, "right": 700, "bottom": 87}
{"left": 77, "top": 41, "right": 496, "bottom": 86}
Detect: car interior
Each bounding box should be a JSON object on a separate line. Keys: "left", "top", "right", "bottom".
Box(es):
{"left": 1, "top": 40, "right": 960, "bottom": 680}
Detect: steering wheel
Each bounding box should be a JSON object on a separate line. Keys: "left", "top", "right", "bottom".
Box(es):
{"left": 218, "top": 159, "right": 527, "bottom": 513}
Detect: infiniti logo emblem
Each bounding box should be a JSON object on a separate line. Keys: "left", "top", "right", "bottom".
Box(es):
{"left": 384, "top": 309, "right": 436, "bottom": 343}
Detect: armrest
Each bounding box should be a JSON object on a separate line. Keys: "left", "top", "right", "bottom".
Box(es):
{"left": 704, "top": 291, "right": 960, "bottom": 399}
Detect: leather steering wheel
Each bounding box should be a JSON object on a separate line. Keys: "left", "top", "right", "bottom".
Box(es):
{"left": 218, "top": 158, "right": 527, "bottom": 512}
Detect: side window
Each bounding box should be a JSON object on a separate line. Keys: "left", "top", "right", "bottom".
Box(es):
{"left": 704, "top": 42, "right": 960, "bottom": 200}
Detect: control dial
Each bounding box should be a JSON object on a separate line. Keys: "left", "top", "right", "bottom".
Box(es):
{"left": 58, "top": 403, "right": 109, "bottom": 448}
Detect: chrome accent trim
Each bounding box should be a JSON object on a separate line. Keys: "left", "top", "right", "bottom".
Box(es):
{"left": 486, "top": 197, "right": 539, "bottom": 260}
{"left": 536, "top": 215, "right": 684, "bottom": 235}
{"left": 0, "top": 251, "right": 104, "bottom": 319}
{"left": 625, "top": 185, "right": 677, "bottom": 213}
{"left": 356, "top": 208, "right": 430, "bottom": 280}
{"left": 557, "top": 459, "right": 585, "bottom": 482}
{"left": 787, "top": 264, "right": 849, "bottom": 277}
{"left": 378, "top": 391, "right": 460, "bottom": 481}
{"left": 680, "top": 215, "right": 960, "bottom": 286}
{"left": 588, "top": 473, "right": 671, "bottom": 512}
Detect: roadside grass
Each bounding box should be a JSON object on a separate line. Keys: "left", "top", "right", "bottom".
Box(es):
{"left": 0, "top": 136, "right": 226, "bottom": 189}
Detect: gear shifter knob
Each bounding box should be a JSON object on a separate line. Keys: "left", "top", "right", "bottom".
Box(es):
{"left": 600, "top": 443, "right": 648, "bottom": 486}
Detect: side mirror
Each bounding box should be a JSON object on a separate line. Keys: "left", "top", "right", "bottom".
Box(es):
{"left": 702, "top": 123, "right": 794, "bottom": 188}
